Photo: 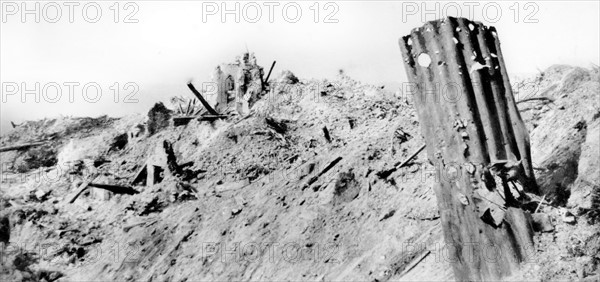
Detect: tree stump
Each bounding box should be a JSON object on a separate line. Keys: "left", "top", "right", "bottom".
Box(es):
{"left": 399, "top": 17, "right": 538, "bottom": 280}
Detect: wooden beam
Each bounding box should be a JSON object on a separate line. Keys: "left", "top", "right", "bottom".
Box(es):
{"left": 377, "top": 144, "right": 426, "bottom": 179}
{"left": 187, "top": 82, "right": 219, "bottom": 115}
{"left": 265, "top": 61, "right": 277, "bottom": 83}
{"left": 395, "top": 144, "right": 426, "bottom": 169}
{"left": 185, "top": 99, "right": 193, "bottom": 115}
{"left": 88, "top": 183, "right": 140, "bottom": 195}
{"left": 322, "top": 126, "right": 332, "bottom": 143}
{"left": 68, "top": 179, "right": 93, "bottom": 203}
{"left": 306, "top": 156, "right": 343, "bottom": 186}
{"left": 0, "top": 141, "right": 47, "bottom": 153}
{"left": 173, "top": 117, "right": 196, "bottom": 126}
{"left": 516, "top": 96, "right": 554, "bottom": 104}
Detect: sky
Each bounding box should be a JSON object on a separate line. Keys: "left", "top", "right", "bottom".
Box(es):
{"left": 1, "top": 1, "right": 599, "bottom": 134}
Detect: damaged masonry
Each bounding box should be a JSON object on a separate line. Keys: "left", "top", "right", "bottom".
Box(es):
{"left": 210, "top": 52, "right": 267, "bottom": 116}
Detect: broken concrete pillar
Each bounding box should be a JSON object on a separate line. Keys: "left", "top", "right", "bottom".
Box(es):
{"left": 399, "top": 17, "right": 537, "bottom": 280}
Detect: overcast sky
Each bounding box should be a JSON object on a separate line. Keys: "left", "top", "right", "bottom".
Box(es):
{"left": 1, "top": 1, "right": 599, "bottom": 134}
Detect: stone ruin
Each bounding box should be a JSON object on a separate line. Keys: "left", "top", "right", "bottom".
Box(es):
{"left": 210, "top": 52, "right": 265, "bottom": 116}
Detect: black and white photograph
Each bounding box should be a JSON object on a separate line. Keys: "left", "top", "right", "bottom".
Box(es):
{"left": 0, "top": 1, "right": 599, "bottom": 281}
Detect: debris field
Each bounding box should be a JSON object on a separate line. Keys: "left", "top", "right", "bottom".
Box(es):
{"left": 0, "top": 54, "right": 599, "bottom": 281}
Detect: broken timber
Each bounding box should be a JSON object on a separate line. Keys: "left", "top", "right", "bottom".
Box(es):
{"left": 68, "top": 179, "right": 94, "bottom": 203}
{"left": 173, "top": 114, "right": 227, "bottom": 126}
{"left": 69, "top": 180, "right": 138, "bottom": 203}
{"left": 305, "top": 156, "right": 343, "bottom": 187}
{"left": 187, "top": 82, "right": 219, "bottom": 115}
{"left": 0, "top": 141, "right": 47, "bottom": 153}
{"left": 265, "top": 61, "right": 277, "bottom": 83}
{"left": 399, "top": 17, "right": 537, "bottom": 281}
{"left": 377, "top": 144, "right": 426, "bottom": 179}
{"left": 322, "top": 126, "right": 332, "bottom": 143}
{"left": 87, "top": 183, "right": 139, "bottom": 195}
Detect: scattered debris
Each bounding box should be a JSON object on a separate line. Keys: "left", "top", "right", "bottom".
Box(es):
{"left": 0, "top": 52, "right": 597, "bottom": 282}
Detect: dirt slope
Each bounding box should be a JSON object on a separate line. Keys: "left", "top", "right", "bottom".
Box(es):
{"left": 0, "top": 65, "right": 598, "bottom": 281}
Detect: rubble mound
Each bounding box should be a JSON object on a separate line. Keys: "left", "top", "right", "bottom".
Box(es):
{"left": 0, "top": 65, "right": 598, "bottom": 281}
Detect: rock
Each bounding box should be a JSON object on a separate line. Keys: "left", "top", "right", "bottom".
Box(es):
{"left": 531, "top": 213, "right": 554, "bottom": 232}
{"left": 560, "top": 208, "right": 577, "bottom": 224}
{"left": 231, "top": 208, "right": 242, "bottom": 218}
{"left": 35, "top": 189, "right": 47, "bottom": 201}
{"left": 576, "top": 256, "right": 597, "bottom": 279}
